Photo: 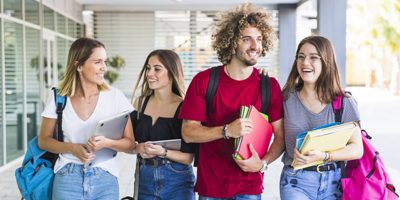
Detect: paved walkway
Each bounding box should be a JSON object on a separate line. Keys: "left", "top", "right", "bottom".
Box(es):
{"left": 1, "top": 87, "right": 399, "bottom": 199}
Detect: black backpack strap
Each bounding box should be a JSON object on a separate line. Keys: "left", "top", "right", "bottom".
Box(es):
{"left": 52, "top": 87, "right": 67, "bottom": 142}
{"left": 260, "top": 74, "right": 270, "bottom": 114}
{"left": 206, "top": 66, "right": 221, "bottom": 116}
{"left": 194, "top": 66, "right": 221, "bottom": 167}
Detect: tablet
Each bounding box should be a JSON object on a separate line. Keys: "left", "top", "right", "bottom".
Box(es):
{"left": 91, "top": 110, "right": 131, "bottom": 165}
{"left": 147, "top": 139, "right": 181, "bottom": 150}
{"left": 94, "top": 110, "right": 131, "bottom": 139}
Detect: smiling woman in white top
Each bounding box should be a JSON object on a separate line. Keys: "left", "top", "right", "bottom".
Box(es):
{"left": 38, "top": 37, "right": 134, "bottom": 200}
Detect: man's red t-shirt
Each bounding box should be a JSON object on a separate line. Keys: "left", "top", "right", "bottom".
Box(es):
{"left": 179, "top": 66, "right": 283, "bottom": 198}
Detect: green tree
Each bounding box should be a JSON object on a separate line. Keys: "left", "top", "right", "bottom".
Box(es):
{"left": 359, "top": 0, "right": 400, "bottom": 94}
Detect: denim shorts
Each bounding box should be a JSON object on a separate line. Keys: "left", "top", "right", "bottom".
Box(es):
{"left": 138, "top": 161, "right": 195, "bottom": 200}
{"left": 280, "top": 165, "right": 341, "bottom": 200}
{"left": 52, "top": 163, "right": 119, "bottom": 200}
{"left": 198, "top": 194, "right": 261, "bottom": 200}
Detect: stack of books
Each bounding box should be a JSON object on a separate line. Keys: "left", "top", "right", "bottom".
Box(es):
{"left": 291, "top": 121, "right": 357, "bottom": 170}
{"left": 233, "top": 105, "right": 273, "bottom": 160}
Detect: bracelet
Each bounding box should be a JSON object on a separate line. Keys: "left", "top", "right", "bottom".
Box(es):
{"left": 159, "top": 147, "right": 167, "bottom": 158}
{"left": 223, "top": 124, "right": 230, "bottom": 139}
{"left": 327, "top": 153, "right": 333, "bottom": 162}
{"left": 323, "top": 152, "right": 328, "bottom": 162}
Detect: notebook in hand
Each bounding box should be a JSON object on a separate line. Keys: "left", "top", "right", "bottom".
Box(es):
{"left": 292, "top": 121, "right": 357, "bottom": 170}
{"left": 90, "top": 110, "right": 131, "bottom": 165}
{"left": 234, "top": 105, "right": 273, "bottom": 160}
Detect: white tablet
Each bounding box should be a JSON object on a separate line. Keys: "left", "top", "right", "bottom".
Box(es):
{"left": 90, "top": 110, "right": 131, "bottom": 165}
{"left": 146, "top": 139, "right": 182, "bottom": 151}
{"left": 94, "top": 110, "right": 131, "bottom": 139}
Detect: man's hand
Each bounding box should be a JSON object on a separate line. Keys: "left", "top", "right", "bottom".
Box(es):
{"left": 234, "top": 143, "right": 263, "bottom": 172}
{"left": 226, "top": 118, "right": 253, "bottom": 138}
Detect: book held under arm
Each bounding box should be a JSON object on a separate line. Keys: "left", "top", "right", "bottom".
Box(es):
{"left": 233, "top": 105, "right": 273, "bottom": 160}
{"left": 291, "top": 121, "right": 358, "bottom": 170}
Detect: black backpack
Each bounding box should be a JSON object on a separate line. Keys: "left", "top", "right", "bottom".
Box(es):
{"left": 193, "top": 66, "right": 271, "bottom": 166}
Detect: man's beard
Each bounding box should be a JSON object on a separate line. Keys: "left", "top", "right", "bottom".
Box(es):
{"left": 236, "top": 49, "right": 259, "bottom": 66}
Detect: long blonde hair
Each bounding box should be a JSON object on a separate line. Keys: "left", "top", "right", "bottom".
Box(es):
{"left": 132, "top": 49, "right": 185, "bottom": 114}
{"left": 58, "top": 38, "right": 109, "bottom": 96}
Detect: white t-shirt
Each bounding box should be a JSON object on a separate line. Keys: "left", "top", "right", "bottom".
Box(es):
{"left": 41, "top": 87, "right": 134, "bottom": 177}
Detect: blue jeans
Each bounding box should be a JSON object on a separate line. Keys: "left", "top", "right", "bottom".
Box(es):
{"left": 52, "top": 163, "right": 119, "bottom": 200}
{"left": 199, "top": 194, "right": 261, "bottom": 200}
{"left": 139, "top": 161, "right": 195, "bottom": 200}
{"left": 280, "top": 165, "right": 341, "bottom": 200}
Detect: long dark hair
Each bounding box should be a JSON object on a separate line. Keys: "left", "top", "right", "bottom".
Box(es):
{"left": 282, "top": 36, "right": 344, "bottom": 103}
{"left": 132, "top": 49, "right": 185, "bottom": 113}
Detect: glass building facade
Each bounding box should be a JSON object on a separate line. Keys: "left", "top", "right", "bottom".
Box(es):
{"left": 0, "top": 0, "right": 83, "bottom": 167}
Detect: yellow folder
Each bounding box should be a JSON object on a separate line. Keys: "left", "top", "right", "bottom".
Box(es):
{"left": 291, "top": 121, "right": 357, "bottom": 170}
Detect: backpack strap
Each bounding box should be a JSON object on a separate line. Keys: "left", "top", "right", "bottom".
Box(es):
{"left": 332, "top": 95, "right": 344, "bottom": 123}
{"left": 260, "top": 74, "right": 270, "bottom": 114}
{"left": 196, "top": 66, "right": 222, "bottom": 167}
{"left": 331, "top": 92, "right": 347, "bottom": 179}
{"left": 52, "top": 87, "right": 67, "bottom": 142}
{"left": 206, "top": 66, "right": 221, "bottom": 116}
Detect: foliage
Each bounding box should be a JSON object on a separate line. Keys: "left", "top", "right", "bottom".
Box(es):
{"left": 105, "top": 55, "right": 126, "bottom": 84}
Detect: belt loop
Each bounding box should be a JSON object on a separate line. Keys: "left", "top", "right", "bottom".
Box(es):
{"left": 68, "top": 163, "right": 74, "bottom": 174}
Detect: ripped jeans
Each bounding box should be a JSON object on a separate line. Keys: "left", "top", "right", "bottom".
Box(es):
{"left": 280, "top": 165, "right": 341, "bottom": 200}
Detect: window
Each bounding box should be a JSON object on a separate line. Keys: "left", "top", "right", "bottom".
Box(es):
{"left": 4, "top": 21, "right": 24, "bottom": 162}
{"left": 26, "top": 27, "right": 41, "bottom": 142}
{"left": 4, "top": 0, "right": 22, "bottom": 19}
{"left": 25, "top": 0, "right": 39, "bottom": 25}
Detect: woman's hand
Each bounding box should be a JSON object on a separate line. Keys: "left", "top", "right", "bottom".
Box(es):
{"left": 71, "top": 144, "right": 95, "bottom": 164}
{"left": 87, "top": 136, "right": 110, "bottom": 152}
{"left": 134, "top": 143, "right": 156, "bottom": 159}
{"left": 258, "top": 68, "right": 269, "bottom": 76}
{"left": 293, "top": 148, "right": 326, "bottom": 166}
{"left": 143, "top": 143, "right": 166, "bottom": 157}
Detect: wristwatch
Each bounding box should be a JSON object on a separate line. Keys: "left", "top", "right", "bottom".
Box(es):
{"left": 259, "top": 160, "right": 268, "bottom": 172}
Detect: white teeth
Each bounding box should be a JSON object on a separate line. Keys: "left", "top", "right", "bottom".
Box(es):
{"left": 248, "top": 52, "right": 257, "bottom": 57}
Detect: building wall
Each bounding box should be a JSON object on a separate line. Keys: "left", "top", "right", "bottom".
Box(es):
{"left": 0, "top": 0, "right": 83, "bottom": 168}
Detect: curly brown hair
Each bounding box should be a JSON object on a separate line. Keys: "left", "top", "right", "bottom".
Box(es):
{"left": 212, "top": 3, "right": 275, "bottom": 64}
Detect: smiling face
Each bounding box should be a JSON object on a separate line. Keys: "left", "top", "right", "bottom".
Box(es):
{"left": 145, "top": 55, "right": 172, "bottom": 91}
{"left": 77, "top": 47, "right": 107, "bottom": 86}
{"left": 296, "top": 43, "right": 322, "bottom": 86}
{"left": 233, "top": 25, "right": 263, "bottom": 67}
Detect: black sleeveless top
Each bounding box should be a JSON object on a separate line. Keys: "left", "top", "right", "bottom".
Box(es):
{"left": 130, "top": 96, "right": 195, "bottom": 153}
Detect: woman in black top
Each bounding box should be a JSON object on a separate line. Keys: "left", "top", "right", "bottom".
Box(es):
{"left": 131, "top": 49, "right": 195, "bottom": 200}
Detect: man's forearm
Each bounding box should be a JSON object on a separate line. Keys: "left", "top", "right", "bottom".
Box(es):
{"left": 182, "top": 120, "right": 224, "bottom": 143}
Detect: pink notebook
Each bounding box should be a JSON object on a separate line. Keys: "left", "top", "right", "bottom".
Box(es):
{"left": 235, "top": 106, "right": 273, "bottom": 160}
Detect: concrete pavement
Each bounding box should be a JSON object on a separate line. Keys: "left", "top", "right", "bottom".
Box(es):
{"left": 1, "top": 87, "right": 399, "bottom": 199}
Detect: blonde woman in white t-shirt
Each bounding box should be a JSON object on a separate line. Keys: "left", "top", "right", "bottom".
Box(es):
{"left": 38, "top": 37, "right": 135, "bottom": 200}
